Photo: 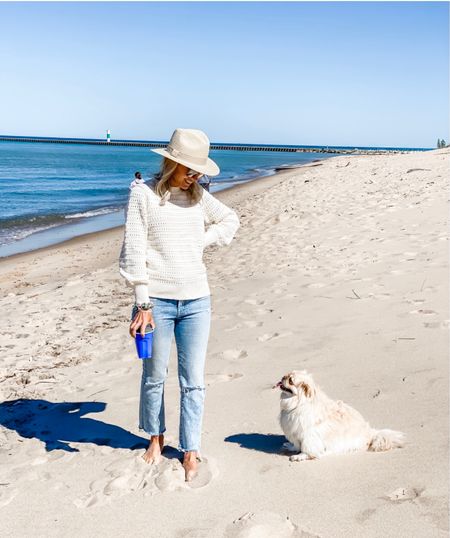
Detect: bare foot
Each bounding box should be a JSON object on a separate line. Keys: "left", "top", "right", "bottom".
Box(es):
{"left": 182, "top": 450, "right": 201, "bottom": 482}
{"left": 142, "top": 434, "right": 164, "bottom": 464}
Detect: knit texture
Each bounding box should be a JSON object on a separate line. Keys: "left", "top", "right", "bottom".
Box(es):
{"left": 119, "top": 180, "right": 240, "bottom": 302}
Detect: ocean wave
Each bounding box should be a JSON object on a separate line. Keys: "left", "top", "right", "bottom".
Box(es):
{"left": 216, "top": 168, "right": 275, "bottom": 185}
{"left": 0, "top": 206, "right": 124, "bottom": 247}
{"left": 0, "top": 222, "right": 64, "bottom": 245}
{"left": 0, "top": 206, "right": 122, "bottom": 228}
{"left": 0, "top": 213, "right": 68, "bottom": 229}
{"left": 65, "top": 207, "right": 121, "bottom": 219}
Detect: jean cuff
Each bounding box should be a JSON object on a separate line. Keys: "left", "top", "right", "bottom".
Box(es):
{"left": 138, "top": 426, "right": 166, "bottom": 436}
{"left": 178, "top": 444, "right": 200, "bottom": 453}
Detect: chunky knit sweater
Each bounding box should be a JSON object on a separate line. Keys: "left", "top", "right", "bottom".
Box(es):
{"left": 119, "top": 180, "right": 240, "bottom": 303}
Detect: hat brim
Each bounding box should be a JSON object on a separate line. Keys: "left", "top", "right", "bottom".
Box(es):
{"left": 150, "top": 148, "right": 220, "bottom": 176}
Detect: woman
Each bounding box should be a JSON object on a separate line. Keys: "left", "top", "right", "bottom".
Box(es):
{"left": 119, "top": 128, "right": 240, "bottom": 482}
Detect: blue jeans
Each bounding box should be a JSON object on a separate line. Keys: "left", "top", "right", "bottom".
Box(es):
{"left": 131, "top": 295, "right": 211, "bottom": 453}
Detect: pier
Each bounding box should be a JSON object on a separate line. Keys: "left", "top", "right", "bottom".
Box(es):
{"left": 0, "top": 135, "right": 423, "bottom": 154}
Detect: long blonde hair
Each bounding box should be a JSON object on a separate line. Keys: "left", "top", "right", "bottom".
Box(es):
{"left": 153, "top": 158, "right": 203, "bottom": 205}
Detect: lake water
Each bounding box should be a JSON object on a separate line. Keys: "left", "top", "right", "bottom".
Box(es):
{"left": 0, "top": 141, "right": 341, "bottom": 257}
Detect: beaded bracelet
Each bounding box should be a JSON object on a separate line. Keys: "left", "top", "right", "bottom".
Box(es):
{"left": 134, "top": 301, "right": 154, "bottom": 311}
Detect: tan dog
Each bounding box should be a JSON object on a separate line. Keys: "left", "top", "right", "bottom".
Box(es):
{"left": 274, "top": 370, "right": 405, "bottom": 461}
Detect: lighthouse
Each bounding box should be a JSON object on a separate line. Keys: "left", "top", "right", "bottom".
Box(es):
{"left": 106, "top": 129, "right": 111, "bottom": 143}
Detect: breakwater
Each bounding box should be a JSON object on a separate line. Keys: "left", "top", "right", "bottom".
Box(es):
{"left": 0, "top": 135, "right": 424, "bottom": 154}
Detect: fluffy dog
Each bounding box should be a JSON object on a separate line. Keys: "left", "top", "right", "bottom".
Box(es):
{"left": 274, "top": 370, "right": 405, "bottom": 461}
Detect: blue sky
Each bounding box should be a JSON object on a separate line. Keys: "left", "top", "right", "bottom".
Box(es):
{"left": 0, "top": 2, "right": 448, "bottom": 148}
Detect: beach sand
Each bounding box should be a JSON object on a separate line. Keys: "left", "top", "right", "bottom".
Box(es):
{"left": 0, "top": 149, "right": 448, "bottom": 537}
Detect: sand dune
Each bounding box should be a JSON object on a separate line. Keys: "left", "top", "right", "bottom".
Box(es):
{"left": 0, "top": 148, "right": 448, "bottom": 537}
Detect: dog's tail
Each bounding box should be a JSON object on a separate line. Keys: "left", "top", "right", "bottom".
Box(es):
{"left": 368, "top": 429, "right": 405, "bottom": 452}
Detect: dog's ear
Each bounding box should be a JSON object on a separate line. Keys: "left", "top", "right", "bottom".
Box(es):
{"left": 300, "top": 381, "right": 315, "bottom": 398}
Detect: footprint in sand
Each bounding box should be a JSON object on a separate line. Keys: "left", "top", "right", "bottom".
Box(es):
{"left": 219, "top": 349, "right": 248, "bottom": 361}
{"left": 304, "top": 282, "right": 327, "bottom": 289}
{"left": 409, "top": 309, "right": 438, "bottom": 315}
{"left": 153, "top": 459, "right": 186, "bottom": 492}
{"left": 224, "top": 511, "right": 317, "bottom": 538}
{"left": 47, "top": 450, "right": 75, "bottom": 463}
{"left": 212, "top": 313, "right": 231, "bottom": 321}
{"left": 243, "top": 320, "right": 264, "bottom": 328}
{"left": 74, "top": 452, "right": 218, "bottom": 507}
{"left": 205, "top": 373, "right": 243, "bottom": 385}
{"left": 243, "top": 298, "right": 266, "bottom": 306}
{"left": 270, "top": 286, "right": 289, "bottom": 296}
{"left": 385, "top": 487, "right": 424, "bottom": 502}
{"left": 74, "top": 455, "right": 160, "bottom": 507}
{"left": 185, "top": 455, "right": 219, "bottom": 490}
{"left": 236, "top": 308, "right": 268, "bottom": 319}
{"left": 257, "top": 332, "right": 293, "bottom": 343}
{"left": 258, "top": 332, "right": 280, "bottom": 342}
{"left": 224, "top": 320, "right": 264, "bottom": 332}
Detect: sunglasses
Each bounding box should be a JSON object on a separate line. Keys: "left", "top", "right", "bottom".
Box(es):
{"left": 186, "top": 169, "right": 204, "bottom": 179}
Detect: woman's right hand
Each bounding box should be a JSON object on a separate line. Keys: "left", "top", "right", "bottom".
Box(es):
{"left": 130, "top": 310, "right": 156, "bottom": 338}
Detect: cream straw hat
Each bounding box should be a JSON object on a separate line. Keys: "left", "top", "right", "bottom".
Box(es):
{"left": 151, "top": 128, "right": 220, "bottom": 176}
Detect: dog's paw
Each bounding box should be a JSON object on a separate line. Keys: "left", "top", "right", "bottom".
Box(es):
{"left": 289, "top": 453, "right": 310, "bottom": 462}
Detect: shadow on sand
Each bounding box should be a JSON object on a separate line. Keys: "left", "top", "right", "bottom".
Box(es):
{"left": 224, "top": 433, "right": 286, "bottom": 454}
{"left": 0, "top": 399, "right": 149, "bottom": 452}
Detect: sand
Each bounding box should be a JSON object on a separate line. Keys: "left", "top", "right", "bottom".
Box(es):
{"left": 0, "top": 148, "right": 448, "bottom": 537}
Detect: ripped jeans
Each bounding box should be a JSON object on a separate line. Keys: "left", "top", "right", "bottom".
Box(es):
{"left": 131, "top": 295, "right": 211, "bottom": 453}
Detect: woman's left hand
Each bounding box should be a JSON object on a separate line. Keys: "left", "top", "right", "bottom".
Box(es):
{"left": 130, "top": 310, "right": 156, "bottom": 338}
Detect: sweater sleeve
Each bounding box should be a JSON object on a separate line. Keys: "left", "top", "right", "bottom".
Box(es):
{"left": 119, "top": 185, "right": 150, "bottom": 304}
{"left": 201, "top": 189, "right": 240, "bottom": 248}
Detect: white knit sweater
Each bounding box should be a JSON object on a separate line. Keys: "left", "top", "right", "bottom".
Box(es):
{"left": 119, "top": 180, "right": 240, "bottom": 303}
